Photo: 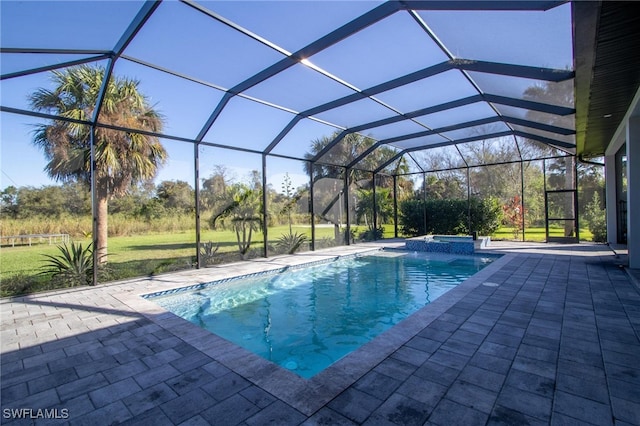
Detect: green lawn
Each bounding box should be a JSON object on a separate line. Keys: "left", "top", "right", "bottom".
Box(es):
{"left": 492, "top": 226, "right": 593, "bottom": 242}
{"left": 0, "top": 224, "right": 596, "bottom": 296}
{"left": 0, "top": 225, "right": 341, "bottom": 291}
{"left": 1, "top": 224, "right": 390, "bottom": 274}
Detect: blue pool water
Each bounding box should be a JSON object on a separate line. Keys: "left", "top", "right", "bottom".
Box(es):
{"left": 148, "top": 251, "right": 497, "bottom": 378}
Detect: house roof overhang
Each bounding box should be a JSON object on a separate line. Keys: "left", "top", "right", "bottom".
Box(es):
{"left": 574, "top": 1, "right": 640, "bottom": 158}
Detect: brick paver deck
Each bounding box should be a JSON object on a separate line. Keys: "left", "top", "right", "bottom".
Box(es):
{"left": 1, "top": 242, "right": 639, "bottom": 425}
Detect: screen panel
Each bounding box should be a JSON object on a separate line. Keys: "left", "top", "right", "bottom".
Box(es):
{"left": 1, "top": 60, "right": 110, "bottom": 112}
{"left": 313, "top": 97, "right": 397, "bottom": 129}
{"left": 457, "top": 136, "right": 521, "bottom": 167}
{"left": 271, "top": 118, "right": 343, "bottom": 160}
{"left": 495, "top": 104, "right": 575, "bottom": 130}
{"left": 417, "top": 3, "right": 573, "bottom": 70}
{"left": 244, "top": 63, "right": 357, "bottom": 113}
{"left": 366, "top": 120, "right": 430, "bottom": 142}
{"left": 1, "top": 53, "right": 102, "bottom": 76}
{"left": 199, "top": 145, "right": 264, "bottom": 261}
{"left": 317, "top": 132, "right": 377, "bottom": 168}
{"left": 517, "top": 137, "right": 569, "bottom": 160}
{"left": 1, "top": 1, "right": 145, "bottom": 50}
{"left": 203, "top": 96, "right": 296, "bottom": 151}
{"left": 510, "top": 124, "right": 576, "bottom": 146}
{"left": 416, "top": 102, "right": 497, "bottom": 129}
{"left": 201, "top": 1, "right": 382, "bottom": 53}
{"left": 440, "top": 122, "right": 511, "bottom": 142}
{"left": 123, "top": 1, "right": 285, "bottom": 89}
{"left": 469, "top": 73, "right": 574, "bottom": 108}
{"left": 374, "top": 70, "right": 478, "bottom": 114}
{"left": 309, "top": 11, "right": 449, "bottom": 89}
{"left": 108, "top": 59, "right": 225, "bottom": 140}
{"left": 357, "top": 144, "right": 403, "bottom": 173}
{"left": 389, "top": 134, "right": 450, "bottom": 150}
{"left": 411, "top": 145, "right": 467, "bottom": 171}
{"left": 1, "top": 112, "right": 95, "bottom": 290}
{"left": 312, "top": 165, "right": 347, "bottom": 248}
{"left": 523, "top": 159, "right": 546, "bottom": 234}
{"left": 265, "top": 156, "right": 311, "bottom": 255}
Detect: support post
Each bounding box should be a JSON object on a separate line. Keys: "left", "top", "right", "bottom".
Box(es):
{"left": 627, "top": 116, "right": 640, "bottom": 268}
{"left": 194, "top": 142, "right": 201, "bottom": 268}
{"left": 393, "top": 175, "right": 398, "bottom": 238}
{"left": 372, "top": 173, "right": 377, "bottom": 236}
{"left": 543, "top": 159, "right": 549, "bottom": 242}
{"left": 604, "top": 153, "right": 617, "bottom": 244}
{"left": 521, "top": 160, "right": 526, "bottom": 242}
{"left": 466, "top": 167, "right": 471, "bottom": 236}
{"left": 574, "top": 156, "right": 580, "bottom": 242}
{"left": 423, "top": 172, "right": 427, "bottom": 234}
{"left": 344, "top": 169, "right": 350, "bottom": 245}
{"left": 309, "top": 162, "right": 315, "bottom": 251}
{"left": 262, "top": 154, "right": 268, "bottom": 258}
{"left": 90, "top": 127, "right": 98, "bottom": 286}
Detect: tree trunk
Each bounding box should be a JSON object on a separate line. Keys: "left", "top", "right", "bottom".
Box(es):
{"left": 95, "top": 180, "right": 109, "bottom": 264}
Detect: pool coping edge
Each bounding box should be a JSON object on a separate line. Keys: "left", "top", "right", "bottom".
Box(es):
{"left": 111, "top": 247, "right": 514, "bottom": 416}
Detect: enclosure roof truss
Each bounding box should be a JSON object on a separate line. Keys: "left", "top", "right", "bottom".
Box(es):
{"left": 2, "top": 0, "right": 612, "bottom": 174}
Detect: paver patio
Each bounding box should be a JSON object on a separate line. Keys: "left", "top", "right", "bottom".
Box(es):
{"left": 1, "top": 242, "right": 639, "bottom": 425}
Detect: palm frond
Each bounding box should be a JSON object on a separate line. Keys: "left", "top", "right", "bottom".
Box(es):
{"left": 210, "top": 189, "right": 253, "bottom": 228}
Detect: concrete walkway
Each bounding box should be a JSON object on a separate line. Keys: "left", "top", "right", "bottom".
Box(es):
{"left": 1, "top": 242, "right": 639, "bottom": 425}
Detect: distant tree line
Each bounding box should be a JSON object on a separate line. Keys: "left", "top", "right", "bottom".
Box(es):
{"left": 1, "top": 156, "right": 605, "bottom": 241}
{"left": 0, "top": 172, "right": 301, "bottom": 225}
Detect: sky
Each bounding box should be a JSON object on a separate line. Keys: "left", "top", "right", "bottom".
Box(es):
{"left": 0, "top": 0, "right": 573, "bottom": 193}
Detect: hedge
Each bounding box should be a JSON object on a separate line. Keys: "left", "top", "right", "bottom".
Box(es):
{"left": 399, "top": 197, "right": 502, "bottom": 237}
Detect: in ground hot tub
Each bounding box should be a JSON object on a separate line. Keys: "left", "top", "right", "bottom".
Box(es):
{"left": 405, "top": 235, "right": 477, "bottom": 255}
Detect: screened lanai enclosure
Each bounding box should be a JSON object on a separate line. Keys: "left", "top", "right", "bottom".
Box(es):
{"left": 1, "top": 1, "right": 607, "bottom": 288}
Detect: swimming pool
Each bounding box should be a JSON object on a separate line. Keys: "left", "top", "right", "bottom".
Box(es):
{"left": 146, "top": 250, "right": 497, "bottom": 378}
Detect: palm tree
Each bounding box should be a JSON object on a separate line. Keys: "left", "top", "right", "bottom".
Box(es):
{"left": 304, "top": 131, "right": 410, "bottom": 230}
{"left": 30, "top": 64, "right": 167, "bottom": 263}
{"left": 304, "top": 132, "right": 376, "bottom": 182}
{"left": 210, "top": 183, "right": 262, "bottom": 259}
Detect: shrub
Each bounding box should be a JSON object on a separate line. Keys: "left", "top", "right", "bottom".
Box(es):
{"left": 199, "top": 241, "right": 220, "bottom": 265}
{"left": 358, "top": 226, "right": 384, "bottom": 241}
{"left": 315, "top": 237, "right": 336, "bottom": 250}
{"left": 0, "top": 271, "right": 86, "bottom": 297}
{"left": 469, "top": 197, "right": 502, "bottom": 236}
{"left": 398, "top": 200, "right": 422, "bottom": 236}
{"left": 583, "top": 192, "right": 607, "bottom": 242}
{"left": 276, "top": 232, "right": 308, "bottom": 254}
{"left": 0, "top": 273, "right": 36, "bottom": 297}
{"left": 399, "top": 197, "right": 502, "bottom": 237}
{"left": 40, "top": 242, "right": 95, "bottom": 287}
{"left": 502, "top": 196, "right": 526, "bottom": 240}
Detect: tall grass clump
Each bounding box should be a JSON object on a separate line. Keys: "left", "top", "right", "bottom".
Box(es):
{"left": 1, "top": 215, "right": 92, "bottom": 238}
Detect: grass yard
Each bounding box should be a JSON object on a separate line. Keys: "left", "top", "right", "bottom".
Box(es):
{"left": 1, "top": 224, "right": 387, "bottom": 277}
{"left": 492, "top": 226, "right": 594, "bottom": 242}
{"left": 0, "top": 223, "right": 596, "bottom": 297}
{"left": 0, "top": 225, "right": 343, "bottom": 295}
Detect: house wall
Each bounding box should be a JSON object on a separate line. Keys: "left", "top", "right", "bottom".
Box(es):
{"left": 627, "top": 117, "right": 640, "bottom": 268}
{"left": 606, "top": 86, "right": 640, "bottom": 269}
